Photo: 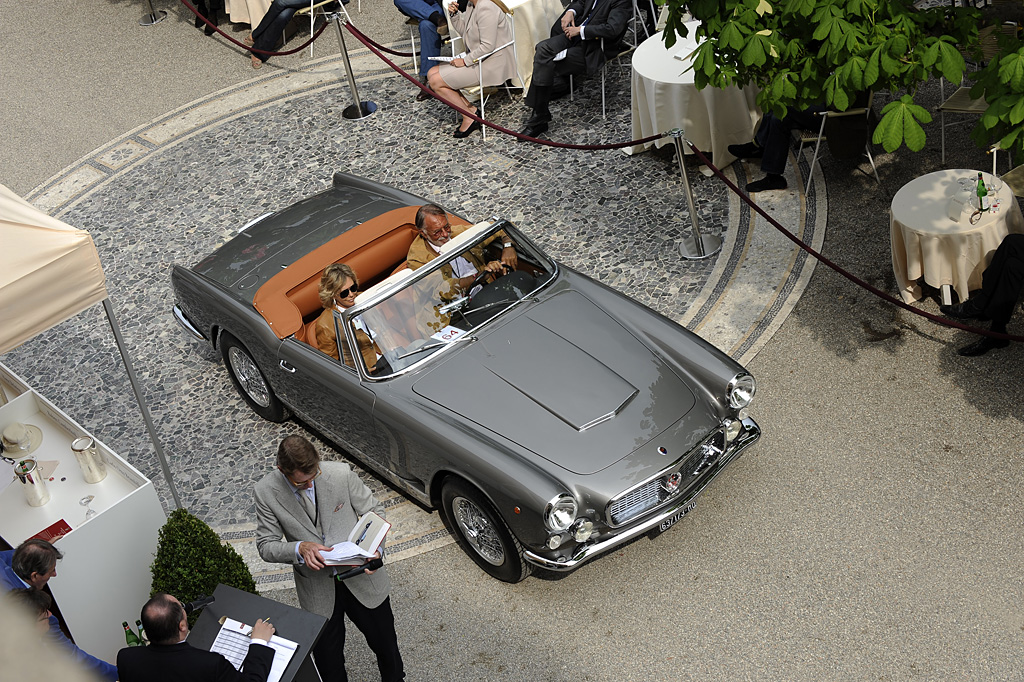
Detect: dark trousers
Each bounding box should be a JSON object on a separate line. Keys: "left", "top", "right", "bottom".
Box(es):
{"left": 252, "top": 0, "right": 308, "bottom": 62}
{"left": 313, "top": 580, "right": 404, "bottom": 682}
{"left": 754, "top": 106, "right": 825, "bottom": 176}
{"left": 978, "top": 233, "right": 1024, "bottom": 331}
{"left": 524, "top": 30, "right": 588, "bottom": 108}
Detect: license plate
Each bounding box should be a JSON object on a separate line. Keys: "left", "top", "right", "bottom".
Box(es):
{"left": 650, "top": 501, "right": 696, "bottom": 537}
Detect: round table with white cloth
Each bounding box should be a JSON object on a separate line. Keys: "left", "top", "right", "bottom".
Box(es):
{"left": 626, "top": 22, "right": 760, "bottom": 165}
{"left": 890, "top": 169, "right": 1024, "bottom": 304}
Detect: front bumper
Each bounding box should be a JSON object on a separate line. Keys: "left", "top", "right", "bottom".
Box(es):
{"left": 523, "top": 416, "right": 760, "bottom": 571}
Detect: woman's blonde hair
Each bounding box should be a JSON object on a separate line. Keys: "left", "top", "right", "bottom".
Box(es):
{"left": 318, "top": 263, "right": 358, "bottom": 309}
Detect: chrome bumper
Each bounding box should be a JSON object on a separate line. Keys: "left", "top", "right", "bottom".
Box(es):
{"left": 523, "top": 416, "right": 760, "bottom": 572}
{"left": 172, "top": 305, "right": 206, "bottom": 341}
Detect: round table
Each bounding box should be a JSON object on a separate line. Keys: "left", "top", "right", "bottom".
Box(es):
{"left": 890, "top": 169, "right": 1024, "bottom": 304}
{"left": 626, "top": 23, "right": 760, "bottom": 166}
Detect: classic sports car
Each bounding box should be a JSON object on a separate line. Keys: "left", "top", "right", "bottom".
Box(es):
{"left": 171, "top": 172, "right": 759, "bottom": 582}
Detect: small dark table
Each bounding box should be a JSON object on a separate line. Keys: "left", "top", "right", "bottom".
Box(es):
{"left": 189, "top": 584, "right": 327, "bottom": 682}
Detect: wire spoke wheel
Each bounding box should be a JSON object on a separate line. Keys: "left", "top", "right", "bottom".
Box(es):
{"left": 452, "top": 495, "right": 506, "bottom": 566}
{"left": 228, "top": 345, "right": 271, "bottom": 408}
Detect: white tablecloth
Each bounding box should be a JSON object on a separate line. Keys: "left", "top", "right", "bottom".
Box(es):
{"left": 627, "top": 23, "right": 760, "bottom": 165}
{"left": 890, "top": 169, "right": 1024, "bottom": 303}
{"left": 225, "top": 0, "right": 272, "bottom": 27}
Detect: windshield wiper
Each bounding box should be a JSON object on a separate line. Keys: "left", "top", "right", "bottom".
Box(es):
{"left": 397, "top": 341, "right": 448, "bottom": 359}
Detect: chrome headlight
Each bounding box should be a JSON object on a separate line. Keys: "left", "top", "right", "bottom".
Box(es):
{"left": 544, "top": 494, "right": 578, "bottom": 532}
{"left": 727, "top": 372, "right": 756, "bottom": 409}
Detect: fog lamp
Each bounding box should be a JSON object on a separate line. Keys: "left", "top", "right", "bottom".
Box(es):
{"left": 547, "top": 534, "right": 564, "bottom": 550}
{"left": 573, "top": 519, "right": 595, "bottom": 543}
{"left": 724, "top": 418, "right": 743, "bottom": 443}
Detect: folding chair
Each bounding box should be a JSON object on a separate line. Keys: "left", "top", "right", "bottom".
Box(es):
{"left": 568, "top": 38, "right": 631, "bottom": 119}
{"left": 798, "top": 93, "right": 881, "bottom": 196}
{"left": 295, "top": 0, "right": 352, "bottom": 57}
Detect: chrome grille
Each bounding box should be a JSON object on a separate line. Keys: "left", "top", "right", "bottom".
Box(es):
{"left": 607, "top": 427, "right": 726, "bottom": 526}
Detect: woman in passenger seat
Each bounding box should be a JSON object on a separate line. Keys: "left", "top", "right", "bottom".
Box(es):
{"left": 315, "top": 264, "right": 380, "bottom": 370}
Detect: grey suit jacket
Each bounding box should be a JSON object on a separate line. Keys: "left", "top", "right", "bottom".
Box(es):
{"left": 255, "top": 461, "right": 391, "bottom": 613}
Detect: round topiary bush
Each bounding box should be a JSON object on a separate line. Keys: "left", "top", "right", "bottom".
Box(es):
{"left": 150, "top": 508, "right": 256, "bottom": 624}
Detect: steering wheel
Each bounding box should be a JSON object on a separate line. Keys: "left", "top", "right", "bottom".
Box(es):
{"left": 467, "top": 263, "right": 511, "bottom": 298}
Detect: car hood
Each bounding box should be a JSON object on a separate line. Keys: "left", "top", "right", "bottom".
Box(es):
{"left": 411, "top": 291, "right": 697, "bottom": 475}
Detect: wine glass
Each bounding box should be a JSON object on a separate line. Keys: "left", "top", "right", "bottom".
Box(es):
{"left": 79, "top": 495, "right": 96, "bottom": 521}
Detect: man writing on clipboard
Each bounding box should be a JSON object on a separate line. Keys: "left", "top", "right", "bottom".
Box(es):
{"left": 254, "top": 435, "right": 404, "bottom": 682}
{"left": 116, "top": 593, "right": 275, "bottom": 682}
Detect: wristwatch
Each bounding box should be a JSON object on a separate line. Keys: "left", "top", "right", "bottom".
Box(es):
{"left": 503, "top": 242, "right": 512, "bottom": 248}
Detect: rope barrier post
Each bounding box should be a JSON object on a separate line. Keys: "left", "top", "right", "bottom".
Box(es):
{"left": 331, "top": 13, "right": 377, "bottom": 119}
{"left": 139, "top": 0, "right": 167, "bottom": 26}
{"left": 671, "top": 128, "right": 722, "bottom": 260}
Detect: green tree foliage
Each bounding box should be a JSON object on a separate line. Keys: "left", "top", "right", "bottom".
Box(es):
{"left": 660, "top": 0, "right": 1005, "bottom": 153}
{"left": 149, "top": 508, "right": 257, "bottom": 625}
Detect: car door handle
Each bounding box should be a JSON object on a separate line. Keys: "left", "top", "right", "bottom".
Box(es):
{"left": 279, "top": 360, "right": 297, "bottom": 373}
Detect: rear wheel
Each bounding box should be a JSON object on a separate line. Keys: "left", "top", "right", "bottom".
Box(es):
{"left": 220, "top": 332, "right": 287, "bottom": 422}
{"left": 441, "top": 478, "right": 531, "bottom": 583}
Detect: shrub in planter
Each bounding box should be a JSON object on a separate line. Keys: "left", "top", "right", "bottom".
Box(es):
{"left": 150, "top": 508, "right": 256, "bottom": 625}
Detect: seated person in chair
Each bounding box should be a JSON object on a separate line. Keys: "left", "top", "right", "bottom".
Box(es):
{"left": 426, "top": 0, "right": 517, "bottom": 138}
{"left": 519, "top": 0, "right": 631, "bottom": 138}
{"left": 315, "top": 264, "right": 381, "bottom": 370}
{"left": 395, "top": 0, "right": 449, "bottom": 100}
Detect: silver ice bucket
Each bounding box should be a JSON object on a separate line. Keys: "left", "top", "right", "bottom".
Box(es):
{"left": 71, "top": 437, "right": 107, "bottom": 484}
{"left": 14, "top": 458, "right": 50, "bottom": 507}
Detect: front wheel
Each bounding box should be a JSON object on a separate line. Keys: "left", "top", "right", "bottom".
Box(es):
{"left": 441, "top": 478, "right": 531, "bottom": 583}
{"left": 220, "top": 332, "right": 287, "bottom": 422}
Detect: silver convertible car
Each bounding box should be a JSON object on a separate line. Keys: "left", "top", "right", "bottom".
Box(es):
{"left": 171, "top": 172, "right": 760, "bottom": 582}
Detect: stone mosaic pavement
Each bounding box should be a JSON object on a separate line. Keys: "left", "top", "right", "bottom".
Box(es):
{"left": 9, "top": 33, "right": 828, "bottom": 591}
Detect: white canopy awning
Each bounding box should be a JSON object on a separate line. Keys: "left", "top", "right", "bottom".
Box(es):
{"left": 0, "top": 184, "right": 108, "bottom": 354}
{"left": 0, "top": 183, "right": 180, "bottom": 507}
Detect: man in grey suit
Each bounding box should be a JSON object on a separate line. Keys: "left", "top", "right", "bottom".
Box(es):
{"left": 255, "top": 435, "right": 404, "bottom": 682}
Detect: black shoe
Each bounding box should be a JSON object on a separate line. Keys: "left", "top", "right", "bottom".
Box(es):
{"left": 940, "top": 299, "right": 985, "bottom": 320}
{"left": 416, "top": 86, "right": 432, "bottom": 102}
{"left": 453, "top": 120, "right": 482, "bottom": 138}
{"left": 523, "top": 110, "right": 551, "bottom": 126}
{"left": 958, "top": 336, "right": 1009, "bottom": 356}
{"left": 520, "top": 120, "right": 549, "bottom": 138}
{"left": 746, "top": 174, "right": 787, "bottom": 192}
{"left": 728, "top": 141, "right": 763, "bottom": 159}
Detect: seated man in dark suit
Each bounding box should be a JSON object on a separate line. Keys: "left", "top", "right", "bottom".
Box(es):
{"left": 116, "top": 593, "right": 275, "bottom": 682}
{"left": 519, "top": 0, "right": 631, "bottom": 137}
{"left": 940, "top": 232, "right": 1024, "bottom": 356}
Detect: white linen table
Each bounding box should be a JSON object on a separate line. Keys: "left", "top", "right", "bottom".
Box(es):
{"left": 226, "top": 0, "right": 272, "bottom": 26}
{"left": 890, "top": 169, "right": 1024, "bottom": 304}
{"left": 626, "top": 22, "right": 760, "bottom": 166}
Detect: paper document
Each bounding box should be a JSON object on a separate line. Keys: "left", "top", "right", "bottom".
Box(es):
{"left": 322, "top": 511, "right": 392, "bottom": 566}
{"left": 429, "top": 52, "right": 466, "bottom": 62}
{"left": 209, "top": 617, "right": 298, "bottom": 682}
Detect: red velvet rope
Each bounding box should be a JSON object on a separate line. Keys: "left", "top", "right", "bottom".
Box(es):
{"left": 180, "top": 0, "right": 329, "bottom": 56}
{"left": 344, "top": 22, "right": 666, "bottom": 150}
{"left": 686, "top": 143, "right": 1023, "bottom": 343}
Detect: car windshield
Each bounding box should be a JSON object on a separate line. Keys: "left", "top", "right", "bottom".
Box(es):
{"left": 345, "top": 220, "right": 555, "bottom": 377}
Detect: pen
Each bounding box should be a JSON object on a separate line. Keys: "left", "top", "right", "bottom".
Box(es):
{"left": 355, "top": 520, "right": 372, "bottom": 545}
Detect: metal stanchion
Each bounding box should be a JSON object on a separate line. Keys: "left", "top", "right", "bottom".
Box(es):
{"left": 671, "top": 128, "right": 722, "bottom": 260}
{"left": 331, "top": 14, "right": 377, "bottom": 119}
{"left": 139, "top": 0, "right": 167, "bottom": 26}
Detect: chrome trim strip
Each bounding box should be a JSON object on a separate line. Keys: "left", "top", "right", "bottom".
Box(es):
{"left": 172, "top": 305, "right": 206, "bottom": 341}
{"left": 523, "top": 417, "right": 760, "bottom": 571}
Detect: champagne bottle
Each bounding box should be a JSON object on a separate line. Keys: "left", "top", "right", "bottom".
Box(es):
{"left": 122, "top": 621, "right": 142, "bottom": 647}
{"left": 135, "top": 619, "right": 149, "bottom": 645}
{"left": 977, "top": 172, "right": 989, "bottom": 211}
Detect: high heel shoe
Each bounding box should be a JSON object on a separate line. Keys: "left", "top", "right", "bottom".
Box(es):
{"left": 244, "top": 33, "right": 255, "bottom": 46}
{"left": 453, "top": 120, "right": 482, "bottom": 138}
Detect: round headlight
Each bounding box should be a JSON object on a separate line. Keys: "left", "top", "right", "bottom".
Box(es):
{"left": 727, "top": 372, "right": 756, "bottom": 409}
{"left": 544, "top": 494, "right": 578, "bottom": 532}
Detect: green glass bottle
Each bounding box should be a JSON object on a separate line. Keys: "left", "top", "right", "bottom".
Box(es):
{"left": 122, "top": 621, "right": 142, "bottom": 647}
{"left": 977, "top": 172, "right": 989, "bottom": 212}
{"left": 135, "top": 619, "right": 149, "bottom": 645}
